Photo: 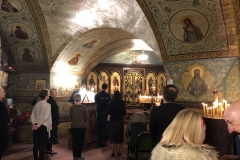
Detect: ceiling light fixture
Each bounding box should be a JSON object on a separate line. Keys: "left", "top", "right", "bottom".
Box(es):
{"left": 138, "top": 49, "right": 148, "bottom": 63}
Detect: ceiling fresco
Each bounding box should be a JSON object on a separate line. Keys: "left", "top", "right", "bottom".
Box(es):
{"left": 0, "top": 0, "right": 48, "bottom": 71}
{"left": 0, "top": 0, "right": 159, "bottom": 74}
{"left": 137, "top": 0, "right": 240, "bottom": 61}
{"left": 51, "top": 28, "right": 138, "bottom": 74}
{"left": 0, "top": 0, "right": 240, "bottom": 77}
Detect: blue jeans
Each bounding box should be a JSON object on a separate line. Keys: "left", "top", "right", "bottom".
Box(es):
{"left": 96, "top": 111, "right": 107, "bottom": 146}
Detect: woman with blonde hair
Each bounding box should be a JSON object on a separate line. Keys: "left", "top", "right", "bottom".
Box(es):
{"left": 151, "top": 109, "right": 218, "bottom": 160}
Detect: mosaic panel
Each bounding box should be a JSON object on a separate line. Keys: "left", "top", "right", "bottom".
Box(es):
{"left": 164, "top": 57, "right": 237, "bottom": 101}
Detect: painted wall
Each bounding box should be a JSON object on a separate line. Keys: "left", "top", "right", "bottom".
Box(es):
{"left": 10, "top": 72, "right": 50, "bottom": 92}
{"left": 164, "top": 57, "right": 238, "bottom": 102}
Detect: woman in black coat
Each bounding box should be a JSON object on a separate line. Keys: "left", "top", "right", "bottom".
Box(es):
{"left": 107, "top": 91, "right": 126, "bottom": 157}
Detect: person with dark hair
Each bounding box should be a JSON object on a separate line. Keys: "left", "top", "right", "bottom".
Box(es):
{"left": 94, "top": 83, "right": 111, "bottom": 147}
{"left": 69, "top": 93, "right": 88, "bottom": 160}
{"left": 107, "top": 91, "right": 126, "bottom": 157}
{"left": 31, "top": 89, "right": 52, "bottom": 160}
{"left": 31, "top": 95, "right": 41, "bottom": 107}
{"left": 45, "top": 88, "right": 59, "bottom": 156}
{"left": 0, "top": 87, "right": 10, "bottom": 160}
{"left": 149, "top": 85, "right": 185, "bottom": 145}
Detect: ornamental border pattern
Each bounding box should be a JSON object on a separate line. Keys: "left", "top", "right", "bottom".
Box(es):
{"left": 22, "top": 0, "right": 51, "bottom": 72}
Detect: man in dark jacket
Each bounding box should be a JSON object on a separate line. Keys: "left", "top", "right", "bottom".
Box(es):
{"left": 45, "top": 88, "right": 60, "bottom": 156}
{"left": 95, "top": 84, "right": 111, "bottom": 147}
{"left": 0, "top": 87, "right": 10, "bottom": 159}
{"left": 149, "top": 85, "right": 185, "bottom": 145}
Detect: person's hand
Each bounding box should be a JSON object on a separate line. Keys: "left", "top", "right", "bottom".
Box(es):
{"left": 220, "top": 155, "right": 240, "bottom": 160}
{"left": 32, "top": 124, "right": 38, "bottom": 130}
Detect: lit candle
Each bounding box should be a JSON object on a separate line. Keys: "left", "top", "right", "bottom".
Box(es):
{"left": 218, "top": 102, "right": 222, "bottom": 118}
{"left": 220, "top": 108, "right": 224, "bottom": 119}
{"left": 213, "top": 89, "right": 219, "bottom": 103}
{"left": 202, "top": 103, "right": 206, "bottom": 116}
{"left": 206, "top": 107, "right": 209, "bottom": 117}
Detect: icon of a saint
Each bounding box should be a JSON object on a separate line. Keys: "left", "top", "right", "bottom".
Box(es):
{"left": 187, "top": 69, "right": 207, "bottom": 98}
{"left": 89, "top": 76, "right": 95, "bottom": 88}
{"left": 23, "top": 48, "right": 34, "bottom": 63}
{"left": 15, "top": 26, "right": 29, "bottom": 39}
{"left": 159, "top": 77, "right": 165, "bottom": 95}
{"left": 82, "top": 39, "right": 98, "bottom": 48}
{"left": 113, "top": 76, "right": 119, "bottom": 86}
{"left": 68, "top": 54, "right": 81, "bottom": 65}
{"left": 182, "top": 17, "right": 203, "bottom": 42}
{"left": 148, "top": 76, "right": 154, "bottom": 94}
{"left": 1, "top": 0, "right": 18, "bottom": 12}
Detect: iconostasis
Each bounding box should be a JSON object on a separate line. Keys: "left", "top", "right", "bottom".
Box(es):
{"left": 85, "top": 65, "right": 166, "bottom": 106}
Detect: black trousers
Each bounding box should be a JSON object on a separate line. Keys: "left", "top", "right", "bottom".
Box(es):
{"left": 0, "top": 134, "right": 7, "bottom": 160}
{"left": 45, "top": 123, "right": 59, "bottom": 152}
{"left": 96, "top": 111, "right": 107, "bottom": 146}
{"left": 71, "top": 128, "right": 86, "bottom": 158}
{"left": 33, "top": 125, "right": 48, "bottom": 160}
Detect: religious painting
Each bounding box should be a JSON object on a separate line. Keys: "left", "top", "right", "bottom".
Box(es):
{"left": 2, "top": 72, "right": 8, "bottom": 86}
{"left": 157, "top": 73, "right": 166, "bottom": 95}
{"left": 181, "top": 63, "right": 214, "bottom": 99}
{"left": 67, "top": 52, "right": 84, "bottom": 66}
{"left": 110, "top": 72, "right": 121, "bottom": 94}
{"left": 17, "top": 76, "right": 27, "bottom": 89}
{"left": 0, "top": 0, "right": 23, "bottom": 13}
{"left": 82, "top": 38, "right": 101, "bottom": 48}
{"left": 99, "top": 71, "right": 109, "bottom": 93}
{"left": 146, "top": 73, "right": 156, "bottom": 95}
{"left": 74, "top": 83, "right": 79, "bottom": 90}
{"left": 169, "top": 9, "right": 209, "bottom": 43}
{"left": 7, "top": 23, "right": 33, "bottom": 39}
{"left": 87, "top": 71, "right": 97, "bottom": 92}
{"left": 16, "top": 46, "right": 39, "bottom": 63}
{"left": 35, "top": 80, "right": 45, "bottom": 91}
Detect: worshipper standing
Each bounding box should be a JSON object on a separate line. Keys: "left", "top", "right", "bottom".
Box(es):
{"left": 149, "top": 85, "right": 184, "bottom": 145}
{"left": 0, "top": 87, "right": 10, "bottom": 160}
{"left": 125, "top": 111, "right": 149, "bottom": 139}
{"left": 107, "top": 91, "right": 126, "bottom": 157}
{"left": 151, "top": 109, "right": 218, "bottom": 160}
{"left": 69, "top": 93, "right": 88, "bottom": 160}
{"left": 31, "top": 89, "right": 52, "bottom": 160}
{"left": 45, "top": 88, "right": 59, "bottom": 156}
{"left": 94, "top": 83, "right": 111, "bottom": 147}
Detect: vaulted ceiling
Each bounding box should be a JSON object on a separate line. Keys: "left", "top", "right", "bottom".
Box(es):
{"left": 0, "top": 0, "right": 239, "bottom": 77}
